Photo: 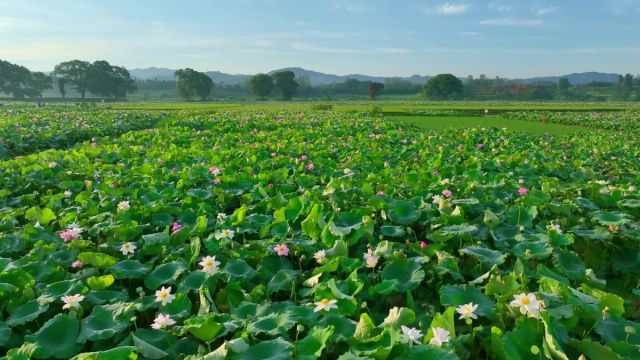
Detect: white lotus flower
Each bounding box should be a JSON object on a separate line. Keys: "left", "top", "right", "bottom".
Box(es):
{"left": 363, "top": 249, "right": 378, "bottom": 268}
{"left": 120, "top": 242, "right": 137, "bottom": 256}
{"left": 429, "top": 327, "right": 451, "bottom": 347}
{"left": 216, "top": 212, "right": 228, "bottom": 221}
{"left": 322, "top": 187, "right": 335, "bottom": 196}
{"left": 62, "top": 294, "right": 84, "bottom": 310}
{"left": 304, "top": 273, "right": 322, "bottom": 287}
{"left": 64, "top": 190, "right": 72, "bottom": 197}
{"left": 155, "top": 286, "right": 176, "bottom": 306}
{"left": 314, "top": 250, "right": 326, "bottom": 263}
{"left": 199, "top": 255, "right": 221, "bottom": 274}
{"left": 214, "top": 229, "right": 235, "bottom": 240}
{"left": 510, "top": 293, "right": 543, "bottom": 317}
{"left": 401, "top": 325, "right": 423, "bottom": 344}
{"left": 456, "top": 302, "right": 478, "bottom": 320}
{"left": 546, "top": 223, "right": 562, "bottom": 234}
{"left": 313, "top": 298, "right": 338, "bottom": 312}
{"left": 117, "top": 200, "right": 130, "bottom": 212}
{"left": 151, "top": 313, "right": 176, "bottom": 329}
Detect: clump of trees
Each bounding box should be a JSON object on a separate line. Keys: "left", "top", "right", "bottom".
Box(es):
{"left": 53, "top": 60, "right": 136, "bottom": 99}
{"left": 617, "top": 74, "right": 635, "bottom": 100}
{"left": 272, "top": 71, "right": 299, "bottom": 100}
{"left": 248, "top": 71, "right": 300, "bottom": 100}
{"left": 368, "top": 82, "right": 384, "bottom": 100}
{"left": 0, "top": 59, "right": 52, "bottom": 99}
{"left": 174, "top": 68, "right": 214, "bottom": 101}
{"left": 423, "top": 74, "right": 463, "bottom": 99}
{"left": 249, "top": 74, "right": 274, "bottom": 100}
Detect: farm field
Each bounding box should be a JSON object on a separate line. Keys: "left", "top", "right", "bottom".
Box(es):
{"left": 387, "top": 115, "right": 598, "bottom": 135}
{"left": 1, "top": 105, "right": 640, "bottom": 359}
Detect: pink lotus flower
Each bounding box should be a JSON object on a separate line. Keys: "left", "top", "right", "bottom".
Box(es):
{"left": 442, "top": 189, "right": 452, "bottom": 198}
{"left": 171, "top": 221, "right": 183, "bottom": 233}
{"left": 274, "top": 243, "right": 289, "bottom": 256}
{"left": 268, "top": 183, "right": 274, "bottom": 188}
{"left": 59, "top": 227, "right": 81, "bottom": 242}
{"left": 71, "top": 260, "right": 84, "bottom": 269}
{"left": 420, "top": 241, "right": 427, "bottom": 250}
{"left": 213, "top": 178, "right": 221, "bottom": 184}
{"left": 209, "top": 166, "right": 224, "bottom": 176}
{"left": 477, "top": 144, "right": 485, "bottom": 149}
{"left": 271, "top": 152, "right": 277, "bottom": 157}
{"left": 305, "top": 163, "right": 315, "bottom": 170}
{"left": 518, "top": 187, "right": 529, "bottom": 196}
{"left": 376, "top": 191, "right": 384, "bottom": 196}
{"left": 300, "top": 155, "right": 307, "bottom": 160}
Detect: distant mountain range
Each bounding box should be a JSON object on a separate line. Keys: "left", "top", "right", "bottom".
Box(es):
{"left": 129, "top": 67, "right": 621, "bottom": 86}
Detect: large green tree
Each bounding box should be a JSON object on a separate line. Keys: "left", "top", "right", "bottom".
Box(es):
{"left": 558, "top": 77, "right": 570, "bottom": 97}
{"left": 53, "top": 60, "right": 91, "bottom": 98}
{"left": 368, "top": 82, "right": 384, "bottom": 100}
{"left": 85, "top": 60, "right": 136, "bottom": 99}
{"left": 248, "top": 74, "right": 274, "bottom": 100}
{"left": 0, "top": 59, "right": 51, "bottom": 99}
{"left": 174, "top": 68, "right": 214, "bottom": 101}
{"left": 423, "top": 74, "right": 463, "bottom": 100}
{"left": 272, "top": 71, "right": 299, "bottom": 100}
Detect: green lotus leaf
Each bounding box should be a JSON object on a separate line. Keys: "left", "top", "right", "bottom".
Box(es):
{"left": 78, "top": 252, "right": 118, "bottom": 269}
{"left": 87, "top": 274, "right": 115, "bottom": 290}
{"left": 440, "top": 284, "right": 496, "bottom": 317}
{"left": 459, "top": 246, "right": 505, "bottom": 265}
{"left": 144, "top": 260, "right": 188, "bottom": 290}
{"left": 24, "top": 313, "right": 80, "bottom": 359}
{"left": 381, "top": 259, "right": 424, "bottom": 292}
{"left": 78, "top": 303, "right": 136, "bottom": 343}
{"left": 69, "top": 347, "right": 138, "bottom": 360}
{"left": 441, "top": 224, "right": 478, "bottom": 236}
{"left": 552, "top": 250, "right": 585, "bottom": 279}
{"left": 511, "top": 240, "right": 552, "bottom": 260}
{"left": 110, "top": 260, "right": 150, "bottom": 279}
{"left": 132, "top": 333, "right": 169, "bottom": 359}
{"left": 295, "top": 326, "right": 334, "bottom": 360}
{"left": 387, "top": 200, "right": 421, "bottom": 225}
{"left": 592, "top": 211, "right": 631, "bottom": 226}
{"left": 7, "top": 299, "right": 50, "bottom": 327}
{"left": 247, "top": 312, "right": 295, "bottom": 337}
{"left": 224, "top": 259, "right": 257, "bottom": 279}
{"left": 234, "top": 338, "right": 293, "bottom": 360}
{"left": 329, "top": 212, "right": 363, "bottom": 236}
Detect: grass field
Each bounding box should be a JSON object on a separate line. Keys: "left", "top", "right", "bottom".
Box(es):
{"left": 107, "top": 100, "right": 638, "bottom": 113}
{"left": 388, "top": 115, "right": 600, "bottom": 135}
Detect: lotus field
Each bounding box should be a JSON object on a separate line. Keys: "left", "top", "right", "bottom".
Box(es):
{"left": 2, "top": 107, "right": 640, "bottom": 360}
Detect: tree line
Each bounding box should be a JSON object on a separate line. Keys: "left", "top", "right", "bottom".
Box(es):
{"left": 1, "top": 59, "right": 136, "bottom": 100}
{"left": 2, "top": 58, "right": 639, "bottom": 101}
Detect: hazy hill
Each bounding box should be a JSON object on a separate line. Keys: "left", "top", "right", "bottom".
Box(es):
{"left": 129, "top": 67, "right": 621, "bottom": 86}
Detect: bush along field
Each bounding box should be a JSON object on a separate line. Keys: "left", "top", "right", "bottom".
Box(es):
{"left": 504, "top": 110, "right": 640, "bottom": 132}
{"left": 1, "top": 110, "right": 640, "bottom": 359}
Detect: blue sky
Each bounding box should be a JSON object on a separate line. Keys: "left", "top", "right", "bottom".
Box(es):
{"left": 1, "top": 0, "right": 639, "bottom": 77}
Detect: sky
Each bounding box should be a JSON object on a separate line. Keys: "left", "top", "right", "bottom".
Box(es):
{"left": 1, "top": 0, "right": 639, "bottom": 78}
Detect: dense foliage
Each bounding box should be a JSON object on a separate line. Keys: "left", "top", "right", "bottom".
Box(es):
{"left": 0, "top": 106, "right": 166, "bottom": 159}
{"left": 53, "top": 60, "right": 136, "bottom": 100}
{"left": 505, "top": 110, "right": 640, "bottom": 131}
{"left": 0, "top": 109, "right": 640, "bottom": 359}
{"left": 0, "top": 59, "right": 52, "bottom": 99}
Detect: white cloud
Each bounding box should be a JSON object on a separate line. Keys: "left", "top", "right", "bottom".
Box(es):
{"left": 290, "top": 42, "right": 411, "bottom": 54}
{"left": 436, "top": 2, "right": 470, "bottom": 14}
{"left": 534, "top": 6, "right": 558, "bottom": 16}
{"left": 480, "top": 18, "right": 544, "bottom": 27}
{"left": 252, "top": 40, "right": 274, "bottom": 48}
